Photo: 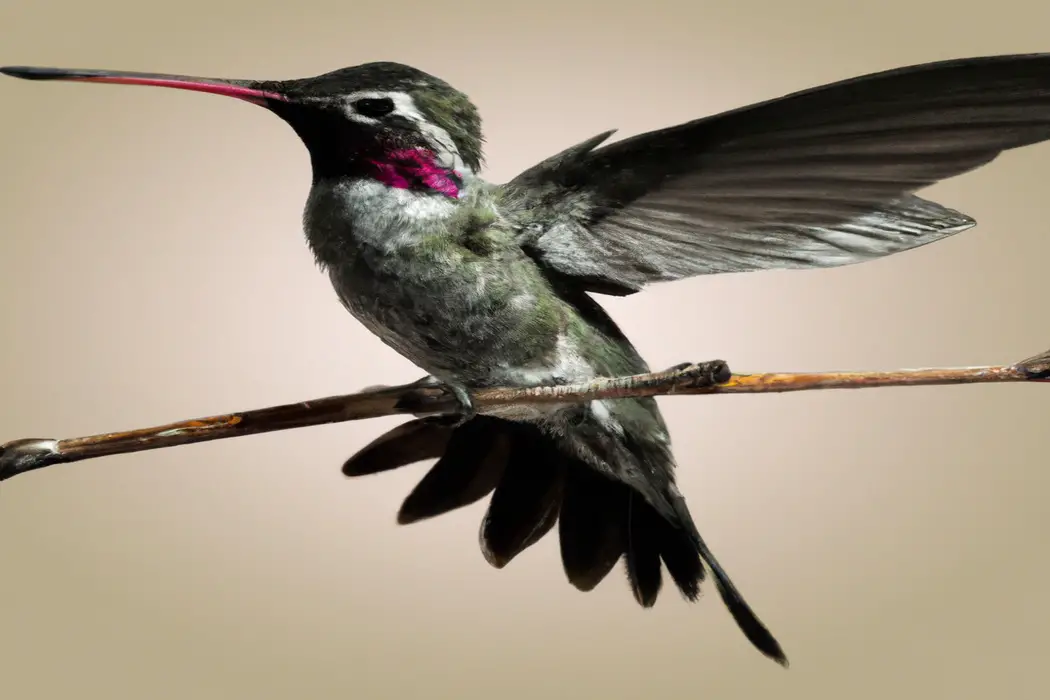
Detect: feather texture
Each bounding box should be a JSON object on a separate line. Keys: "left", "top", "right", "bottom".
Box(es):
{"left": 479, "top": 428, "right": 566, "bottom": 568}
{"left": 558, "top": 466, "right": 627, "bottom": 592}
{"left": 341, "top": 416, "right": 454, "bottom": 476}
{"left": 396, "top": 418, "right": 509, "bottom": 524}
{"left": 625, "top": 491, "right": 664, "bottom": 607}
{"left": 502, "top": 54, "right": 1050, "bottom": 293}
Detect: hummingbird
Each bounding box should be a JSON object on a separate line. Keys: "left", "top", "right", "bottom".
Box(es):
{"left": 6, "top": 53, "right": 1050, "bottom": 666}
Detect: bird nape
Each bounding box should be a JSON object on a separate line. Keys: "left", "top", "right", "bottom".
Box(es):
{"left": 7, "top": 52, "right": 1050, "bottom": 667}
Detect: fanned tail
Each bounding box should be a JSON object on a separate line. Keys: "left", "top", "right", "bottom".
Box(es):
{"left": 343, "top": 414, "right": 787, "bottom": 666}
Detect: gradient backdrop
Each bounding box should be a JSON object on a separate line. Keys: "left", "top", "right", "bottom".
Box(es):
{"left": 1, "top": 0, "right": 1048, "bottom": 698}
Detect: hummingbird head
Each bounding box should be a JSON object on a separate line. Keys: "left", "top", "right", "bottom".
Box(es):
{"left": 1, "top": 62, "right": 484, "bottom": 197}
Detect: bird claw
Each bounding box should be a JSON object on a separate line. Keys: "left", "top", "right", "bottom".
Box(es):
{"left": 391, "top": 376, "right": 478, "bottom": 424}
{"left": 405, "top": 377, "right": 477, "bottom": 425}
{"left": 447, "top": 384, "right": 477, "bottom": 427}
{"left": 665, "top": 360, "right": 731, "bottom": 387}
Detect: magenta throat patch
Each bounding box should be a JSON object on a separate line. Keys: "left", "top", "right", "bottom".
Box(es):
{"left": 369, "top": 148, "right": 462, "bottom": 198}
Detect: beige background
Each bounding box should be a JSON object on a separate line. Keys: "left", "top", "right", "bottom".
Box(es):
{"left": 1, "top": 0, "right": 1048, "bottom": 697}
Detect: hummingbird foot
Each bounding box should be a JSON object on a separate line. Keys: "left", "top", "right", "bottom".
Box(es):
{"left": 663, "top": 360, "right": 732, "bottom": 387}
{"left": 446, "top": 383, "right": 478, "bottom": 427}
{"left": 391, "top": 376, "right": 477, "bottom": 422}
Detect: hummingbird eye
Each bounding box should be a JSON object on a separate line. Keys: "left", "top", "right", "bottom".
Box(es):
{"left": 353, "top": 97, "right": 396, "bottom": 118}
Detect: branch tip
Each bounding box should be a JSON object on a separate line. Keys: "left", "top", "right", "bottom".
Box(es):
{"left": 0, "top": 438, "right": 61, "bottom": 482}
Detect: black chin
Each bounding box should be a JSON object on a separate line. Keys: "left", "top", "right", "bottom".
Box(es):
{"left": 274, "top": 106, "right": 438, "bottom": 182}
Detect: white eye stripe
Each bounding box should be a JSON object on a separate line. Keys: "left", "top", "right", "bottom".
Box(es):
{"left": 341, "top": 90, "right": 472, "bottom": 175}
{"left": 343, "top": 90, "right": 424, "bottom": 122}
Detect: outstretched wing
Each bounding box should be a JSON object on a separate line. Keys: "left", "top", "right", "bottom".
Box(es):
{"left": 499, "top": 54, "right": 1050, "bottom": 295}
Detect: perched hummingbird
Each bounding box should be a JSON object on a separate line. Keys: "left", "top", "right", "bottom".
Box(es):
{"left": 6, "top": 53, "right": 1050, "bottom": 666}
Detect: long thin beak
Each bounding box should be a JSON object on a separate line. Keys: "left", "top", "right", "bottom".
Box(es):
{"left": 0, "top": 66, "right": 287, "bottom": 106}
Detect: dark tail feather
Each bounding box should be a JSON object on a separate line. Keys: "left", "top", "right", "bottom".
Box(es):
{"left": 666, "top": 489, "right": 789, "bottom": 667}
{"left": 624, "top": 492, "right": 664, "bottom": 607}
{"left": 342, "top": 417, "right": 454, "bottom": 476}
{"left": 558, "top": 467, "right": 625, "bottom": 591}
{"left": 343, "top": 416, "right": 508, "bottom": 524}
{"left": 656, "top": 512, "right": 705, "bottom": 602}
{"left": 341, "top": 415, "right": 786, "bottom": 665}
{"left": 518, "top": 495, "right": 561, "bottom": 553}
{"left": 479, "top": 429, "right": 566, "bottom": 568}
{"left": 397, "top": 418, "right": 510, "bottom": 524}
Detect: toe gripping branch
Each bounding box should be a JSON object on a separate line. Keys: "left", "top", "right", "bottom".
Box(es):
{"left": 390, "top": 359, "right": 732, "bottom": 420}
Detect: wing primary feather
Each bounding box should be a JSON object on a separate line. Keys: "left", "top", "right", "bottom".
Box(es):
{"left": 503, "top": 54, "right": 1043, "bottom": 292}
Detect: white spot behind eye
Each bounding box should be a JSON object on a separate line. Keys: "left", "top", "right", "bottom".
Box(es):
{"left": 342, "top": 90, "right": 414, "bottom": 125}
{"left": 340, "top": 90, "right": 471, "bottom": 174}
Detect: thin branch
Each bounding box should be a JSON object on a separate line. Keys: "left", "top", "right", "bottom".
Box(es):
{"left": 2, "top": 350, "right": 1048, "bottom": 483}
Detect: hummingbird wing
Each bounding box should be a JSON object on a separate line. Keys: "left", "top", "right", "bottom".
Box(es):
{"left": 500, "top": 53, "right": 1050, "bottom": 295}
